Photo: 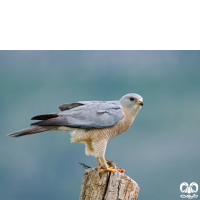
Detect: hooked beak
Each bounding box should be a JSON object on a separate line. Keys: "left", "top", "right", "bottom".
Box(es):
{"left": 137, "top": 99, "right": 143, "bottom": 106}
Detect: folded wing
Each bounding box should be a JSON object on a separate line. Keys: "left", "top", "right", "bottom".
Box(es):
{"left": 31, "top": 101, "right": 124, "bottom": 129}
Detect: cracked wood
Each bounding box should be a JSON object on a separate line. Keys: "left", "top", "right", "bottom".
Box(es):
{"left": 79, "top": 168, "right": 139, "bottom": 200}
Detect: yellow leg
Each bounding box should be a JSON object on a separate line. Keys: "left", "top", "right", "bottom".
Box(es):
{"left": 96, "top": 157, "right": 103, "bottom": 169}
{"left": 100, "top": 156, "right": 115, "bottom": 174}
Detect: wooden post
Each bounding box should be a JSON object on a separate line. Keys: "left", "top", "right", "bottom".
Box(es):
{"left": 79, "top": 167, "right": 139, "bottom": 200}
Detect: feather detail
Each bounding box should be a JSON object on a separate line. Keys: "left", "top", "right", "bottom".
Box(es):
{"left": 7, "top": 126, "right": 56, "bottom": 137}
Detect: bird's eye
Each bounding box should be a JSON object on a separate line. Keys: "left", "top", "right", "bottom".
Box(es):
{"left": 130, "top": 97, "right": 135, "bottom": 101}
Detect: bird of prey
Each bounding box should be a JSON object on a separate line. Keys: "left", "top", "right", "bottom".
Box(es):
{"left": 7, "top": 93, "right": 143, "bottom": 173}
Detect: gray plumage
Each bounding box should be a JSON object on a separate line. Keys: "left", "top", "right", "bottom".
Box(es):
{"left": 7, "top": 126, "right": 56, "bottom": 137}
{"left": 7, "top": 100, "right": 124, "bottom": 137}
{"left": 32, "top": 101, "right": 123, "bottom": 129}
{"left": 7, "top": 93, "right": 143, "bottom": 138}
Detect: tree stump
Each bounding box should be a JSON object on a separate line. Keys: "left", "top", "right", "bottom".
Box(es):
{"left": 79, "top": 167, "right": 139, "bottom": 200}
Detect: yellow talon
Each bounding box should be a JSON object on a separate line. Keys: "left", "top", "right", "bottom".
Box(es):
{"left": 96, "top": 157, "right": 102, "bottom": 169}
{"left": 100, "top": 167, "right": 115, "bottom": 174}
{"left": 97, "top": 157, "right": 123, "bottom": 174}
{"left": 100, "top": 157, "right": 118, "bottom": 174}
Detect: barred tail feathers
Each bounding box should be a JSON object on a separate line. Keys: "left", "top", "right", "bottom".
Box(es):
{"left": 7, "top": 126, "right": 56, "bottom": 137}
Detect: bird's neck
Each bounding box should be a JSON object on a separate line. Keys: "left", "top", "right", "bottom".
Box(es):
{"left": 114, "top": 108, "right": 138, "bottom": 137}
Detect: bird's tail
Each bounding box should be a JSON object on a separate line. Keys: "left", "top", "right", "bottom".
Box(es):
{"left": 6, "top": 126, "right": 56, "bottom": 137}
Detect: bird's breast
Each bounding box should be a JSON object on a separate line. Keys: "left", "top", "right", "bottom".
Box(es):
{"left": 87, "top": 110, "right": 135, "bottom": 142}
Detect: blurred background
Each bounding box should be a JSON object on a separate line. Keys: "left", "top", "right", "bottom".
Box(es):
{"left": 0, "top": 51, "right": 199, "bottom": 200}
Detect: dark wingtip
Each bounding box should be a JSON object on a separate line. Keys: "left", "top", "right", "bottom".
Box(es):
{"left": 31, "top": 113, "right": 58, "bottom": 120}
{"left": 6, "top": 133, "right": 19, "bottom": 137}
{"left": 30, "top": 122, "right": 40, "bottom": 126}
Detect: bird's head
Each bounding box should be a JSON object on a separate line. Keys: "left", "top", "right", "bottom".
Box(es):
{"left": 119, "top": 93, "right": 143, "bottom": 113}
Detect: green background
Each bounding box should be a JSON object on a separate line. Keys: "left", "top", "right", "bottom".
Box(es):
{"left": 0, "top": 51, "right": 199, "bottom": 200}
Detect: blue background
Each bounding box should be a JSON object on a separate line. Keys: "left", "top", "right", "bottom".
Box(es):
{"left": 0, "top": 51, "right": 200, "bottom": 200}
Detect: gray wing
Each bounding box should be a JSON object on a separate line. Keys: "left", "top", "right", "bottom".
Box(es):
{"left": 32, "top": 101, "right": 124, "bottom": 129}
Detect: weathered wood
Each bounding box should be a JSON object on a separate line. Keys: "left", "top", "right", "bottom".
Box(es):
{"left": 79, "top": 168, "right": 139, "bottom": 200}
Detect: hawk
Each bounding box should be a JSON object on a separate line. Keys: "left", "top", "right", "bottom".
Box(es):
{"left": 7, "top": 93, "right": 143, "bottom": 173}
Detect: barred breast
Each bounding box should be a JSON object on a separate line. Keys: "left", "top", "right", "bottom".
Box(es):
{"left": 85, "top": 110, "right": 135, "bottom": 142}
{"left": 70, "top": 110, "right": 136, "bottom": 157}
